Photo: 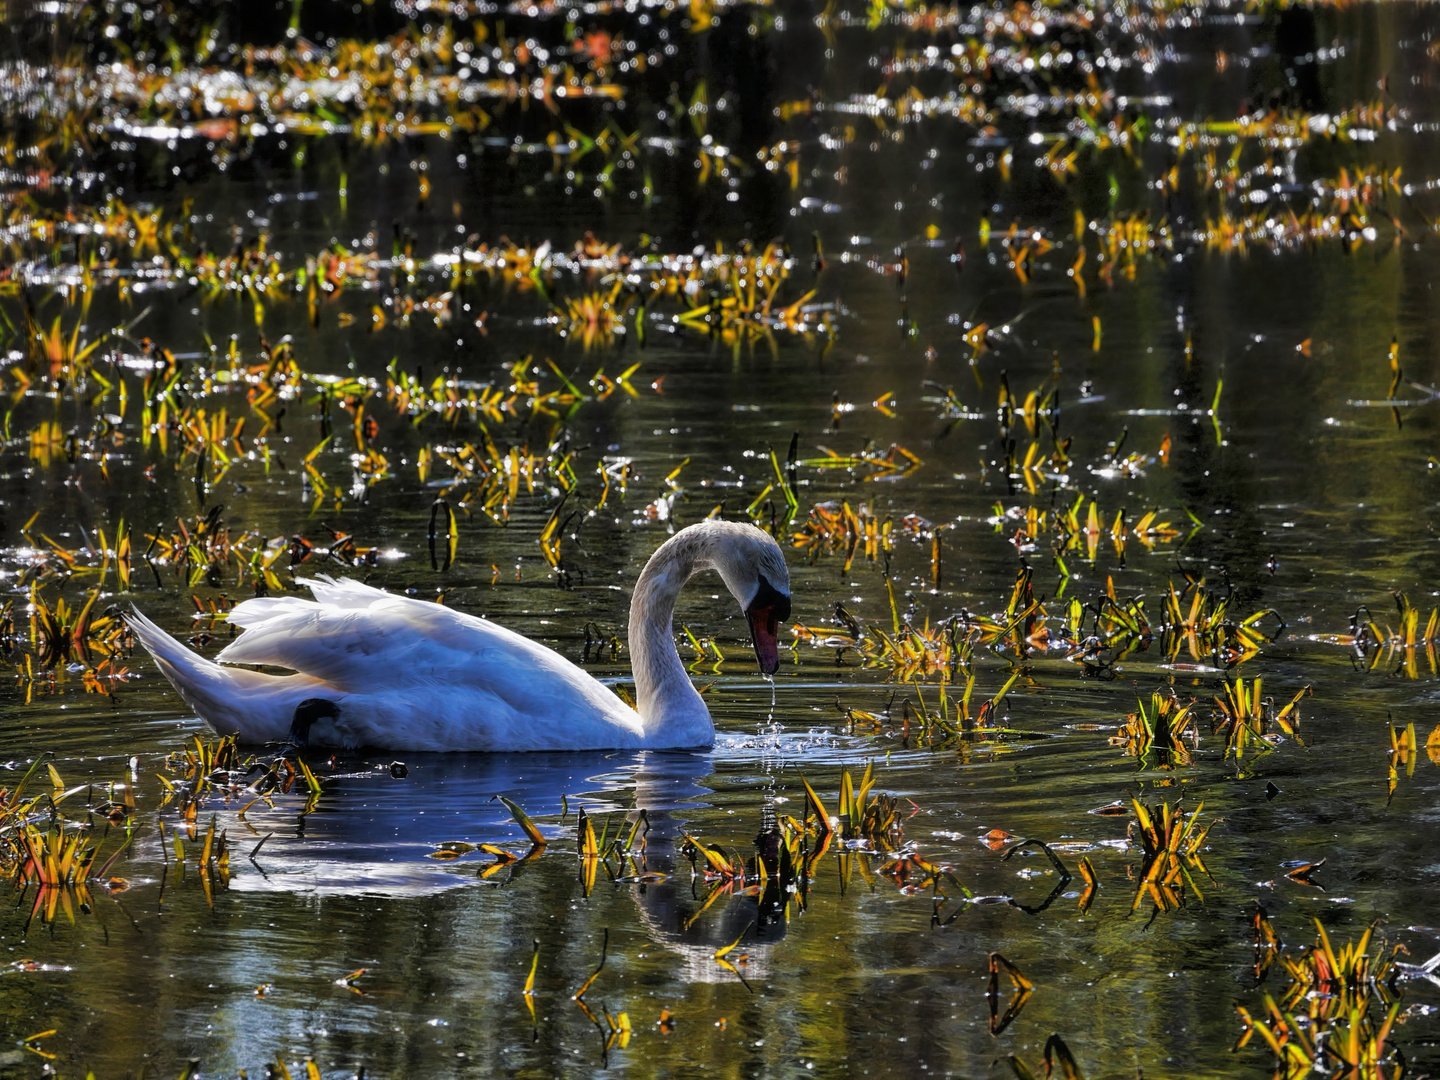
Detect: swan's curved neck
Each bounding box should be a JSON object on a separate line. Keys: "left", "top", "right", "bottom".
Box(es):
{"left": 629, "top": 532, "right": 713, "bottom": 746}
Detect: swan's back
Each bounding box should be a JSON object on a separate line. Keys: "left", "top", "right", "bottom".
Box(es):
{"left": 222, "top": 577, "right": 537, "bottom": 692}
{"left": 214, "top": 578, "right": 646, "bottom": 749}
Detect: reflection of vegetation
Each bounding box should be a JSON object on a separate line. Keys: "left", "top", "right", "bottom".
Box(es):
{"left": 0, "top": 758, "right": 136, "bottom": 929}
{"left": 654, "top": 765, "right": 941, "bottom": 948}
{"left": 1110, "top": 690, "right": 1196, "bottom": 768}
{"left": 1212, "top": 678, "right": 1308, "bottom": 757}
{"left": 1237, "top": 920, "right": 1403, "bottom": 1077}
{"left": 1008, "top": 1033, "right": 1084, "bottom": 1080}
{"left": 1316, "top": 592, "right": 1440, "bottom": 680}
{"left": 1128, "top": 799, "right": 1219, "bottom": 916}
{"left": 30, "top": 586, "right": 127, "bottom": 667}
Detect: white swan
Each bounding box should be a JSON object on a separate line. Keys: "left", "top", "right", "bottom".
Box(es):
{"left": 125, "top": 519, "right": 791, "bottom": 752}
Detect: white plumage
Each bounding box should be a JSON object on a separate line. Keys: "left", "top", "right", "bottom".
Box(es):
{"left": 127, "top": 519, "right": 792, "bottom": 752}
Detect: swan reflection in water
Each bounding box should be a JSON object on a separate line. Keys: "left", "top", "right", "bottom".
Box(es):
{"left": 227, "top": 746, "right": 787, "bottom": 983}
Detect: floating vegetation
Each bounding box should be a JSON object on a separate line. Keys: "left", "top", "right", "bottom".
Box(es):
{"left": 790, "top": 500, "right": 896, "bottom": 568}
{"left": 1, "top": 24, "right": 632, "bottom": 160}
{"left": 0, "top": 758, "right": 136, "bottom": 929}
{"left": 795, "top": 566, "right": 1284, "bottom": 686}
{"left": 3, "top": 219, "right": 829, "bottom": 348}
{"left": 1128, "top": 799, "right": 1219, "bottom": 916}
{"left": 668, "top": 765, "right": 937, "bottom": 931}
{"left": 157, "top": 733, "right": 320, "bottom": 826}
{"left": 3, "top": 0, "right": 1440, "bottom": 1073}
{"left": 1110, "top": 690, "right": 1197, "bottom": 768}
{"left": 1236, "top": 920, "right": 1403, "bottom": 1077}
{"left": 801, "top": 444, "right": 924, "bottom": 483}
{"left": 1155, "top": 577, "right": 1284, "bottom": 666}
{"left": 800, "top": 763, "right": 904, "bottom": 851}
{"left": 1211, "top": 679, "right": 1309, "bottom": 758}
{"left": 29, "top": 586, "right": 127, "bottom": 667}
{"left": 1386, "top": 722, "right": 1423, "bottom": 801}
{"left": 1315, "top": 593, "right": 1440, "bottom": 679}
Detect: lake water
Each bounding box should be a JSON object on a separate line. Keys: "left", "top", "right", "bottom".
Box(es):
{"left": 2, "top": 0, "right": 1440, "bottom": 1075}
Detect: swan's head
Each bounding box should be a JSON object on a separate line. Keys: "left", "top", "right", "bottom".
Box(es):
{"left": 706, "top": 521, "right": 791, "bottom": 676}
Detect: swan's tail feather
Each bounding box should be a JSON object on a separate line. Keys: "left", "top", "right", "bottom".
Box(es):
{"left": 126, "top": 607, "right": 226, "bottom": 687}
{"left": 127, "top": 607, "right": 311, "bottom": 743}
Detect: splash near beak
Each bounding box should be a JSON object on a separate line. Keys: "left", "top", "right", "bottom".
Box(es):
{"left": 746, "top": 574, "right": 791, "bottom": 676}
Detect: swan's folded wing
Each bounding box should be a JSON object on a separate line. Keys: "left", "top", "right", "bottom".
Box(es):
{"left": 216, "top": 591, "right": 550, "bottom": 693}
{"left": 296, "top": 575, "right": 396, "bottom": 610}
{"left": 220, "top": 578, "right": 399, "bottom": 640}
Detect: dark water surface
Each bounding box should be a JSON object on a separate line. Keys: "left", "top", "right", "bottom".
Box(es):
{"left": 3, "top": 0, "right": 1440, "bottom": 1075}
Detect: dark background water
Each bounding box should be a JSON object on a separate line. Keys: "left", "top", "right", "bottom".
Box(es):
{"left": 2, "top": 0, "right": 1440, "bottom": 1075}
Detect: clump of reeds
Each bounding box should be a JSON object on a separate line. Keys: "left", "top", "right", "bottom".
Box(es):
{"left": 1110, "top": 690, "right": 1197, "bottom": 767}
{"left": 1236, "top": 919, "right": 1403, "bottom": 1077}
{"left": 1128, "top": 799, "right": 1219, "bottom": 915}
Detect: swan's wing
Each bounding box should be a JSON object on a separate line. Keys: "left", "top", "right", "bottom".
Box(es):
{"left": 296, "top": 575, "right": 395, "bottom": 610}
{"left": 218, "top": 577, "right": 393, "bottom": 636}
{"left": 217, "top": 582, "right": 565, "bottom": 696}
